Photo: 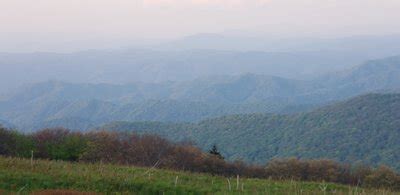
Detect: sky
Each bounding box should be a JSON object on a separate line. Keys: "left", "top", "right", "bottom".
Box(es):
{"left": 1, "top": 0, "right": 400, "bottom": 52}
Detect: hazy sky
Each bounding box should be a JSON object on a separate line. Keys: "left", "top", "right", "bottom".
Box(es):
{"left": 1, "top": 0, "right": 400, "bottom": 52}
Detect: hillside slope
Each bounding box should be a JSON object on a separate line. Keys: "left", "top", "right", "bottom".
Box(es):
{"left": 0, "top": 156, "right": 391, "bottom": 194}
{"left": 102, "top": 94, "right": 400, "bottom": 170}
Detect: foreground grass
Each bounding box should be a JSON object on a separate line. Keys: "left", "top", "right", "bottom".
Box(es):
{"left": 0, "top": 156, "right": 397, "bottom": 194}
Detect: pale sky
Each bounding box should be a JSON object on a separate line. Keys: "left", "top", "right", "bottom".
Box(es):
{"left": 1, "top": 0, "right": 400, "bottom": 52}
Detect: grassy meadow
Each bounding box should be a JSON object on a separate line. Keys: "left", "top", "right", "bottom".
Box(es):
{"left": 0, "top": 156, "right": 398, "bottom": 195}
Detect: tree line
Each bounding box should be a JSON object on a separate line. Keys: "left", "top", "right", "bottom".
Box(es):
{"left": 0, "top": 126, "right": 399, "bottom": 191}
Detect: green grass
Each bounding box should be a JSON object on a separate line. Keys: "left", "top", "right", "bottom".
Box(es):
{"left": 0, "top": 156, "right": 397, "bottom": 195}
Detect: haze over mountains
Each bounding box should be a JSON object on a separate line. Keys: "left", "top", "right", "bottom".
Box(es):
{"left": 2, "top": 34, "right": 400, "bottom": 92}
{"left": 158, "top": 33, "right": 400, "bottom": 53}
{"left": 0, "top": 55, "right": 400, "bottom": 131}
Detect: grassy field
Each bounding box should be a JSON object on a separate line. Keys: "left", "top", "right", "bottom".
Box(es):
{"left": 0, "top": 156, "right": 398, "bottom": 195}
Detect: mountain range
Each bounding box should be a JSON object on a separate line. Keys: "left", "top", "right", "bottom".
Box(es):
{"left": 0, "top": 55, "right": 400, "bottom": 131}
{"left": 2, "top": 34, "right": 400, "bottom": 92}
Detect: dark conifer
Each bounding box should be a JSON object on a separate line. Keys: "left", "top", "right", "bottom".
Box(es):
{"left": 209, "top": 144, "right": 224, "bottom": 159}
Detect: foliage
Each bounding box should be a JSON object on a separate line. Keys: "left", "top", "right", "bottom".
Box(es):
{"left": 31, "top": 128, "right": 87, "bottom": 161}
{"left": 1, "top": 127, "right": 400, "bottom": 191}
{"left": 0, "top": 127, "right": 34, "bottom": 158}
{"left": 209, "top": 144, "right": 224, "bottom": 159}
{"left": 364, "top": 166, "right": 400, "bottom": 190}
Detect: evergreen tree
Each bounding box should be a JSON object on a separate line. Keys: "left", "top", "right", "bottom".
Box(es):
{"left": 209, "top": 144, "right": 223, "bottom": 159}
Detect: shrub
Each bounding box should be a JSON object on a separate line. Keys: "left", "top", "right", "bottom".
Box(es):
{"left": 0, "top": 126, "right": 16, "bottom": 156}
{"left": 80, "top": 131, "right": 122, "bottom": 163}
{"left": 364, "top": 166, "right": 400, "bottom": 190}
{"left": 1, "top": 127, "right": 400, "bottom": 191}
{"left": 32, "top": 128, "right": 87, "bottom": 161}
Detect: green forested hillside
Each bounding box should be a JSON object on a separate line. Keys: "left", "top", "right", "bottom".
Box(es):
{"left": 101, "top": 93, "right": 400, "bottom": 170}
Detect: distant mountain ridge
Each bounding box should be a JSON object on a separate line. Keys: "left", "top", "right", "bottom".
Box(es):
{"left": 0, "top": 55, "right": 400, "bottom": 131}
{"left": 3, "top": 34, "right": 400, "bottom": 92}
{"left": 100, "top": 93, "right": 400, "bottom": 170}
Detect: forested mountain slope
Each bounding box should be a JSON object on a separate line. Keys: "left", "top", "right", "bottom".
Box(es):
{"left": 101, "top": 93, "right": 400, "bottom": 170}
